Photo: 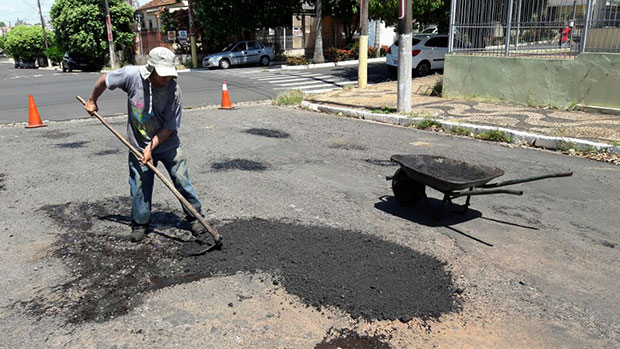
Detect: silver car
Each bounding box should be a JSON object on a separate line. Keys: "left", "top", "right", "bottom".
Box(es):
{"left": 202, "top": 40, "right": 274, "bottom": 69}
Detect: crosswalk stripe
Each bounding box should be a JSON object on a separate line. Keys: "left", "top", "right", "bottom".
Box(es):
{"left": 267, "top": 75, "right": 330, "bottom": 83}
{"left": 255, "top": 73, "right": 319, "bottom": 81}
{"left": 277, "top": 78, "right": 342, "bottom": 87}
{"left": 273, "top": 81, "right": 356, "bottom": 90}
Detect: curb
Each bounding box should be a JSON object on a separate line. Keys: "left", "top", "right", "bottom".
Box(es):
{"left": 280, "top": 57, "right": 386, "bottom": 70}
{"left": 301, "top": 101, "right": 620, "bottom": 155}
{"left": 575, "top": 104, "right": 620, "bottom": 116}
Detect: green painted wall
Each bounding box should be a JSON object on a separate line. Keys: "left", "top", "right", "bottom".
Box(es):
{"left": 443, "top": 53, "right": 620, "bottom": 109}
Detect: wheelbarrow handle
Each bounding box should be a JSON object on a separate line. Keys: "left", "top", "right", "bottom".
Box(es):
{"left": 479, "top": 172, "right": 573, "bottom": 188}
{"left": 450, "top": 188, "right": 523, "bottom": 199}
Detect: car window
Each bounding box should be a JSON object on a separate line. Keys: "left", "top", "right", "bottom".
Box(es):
{"left": 221, "top": 43, "right": 235, "bottom": 52}
{"left": 412, "top": 38, "right": 421, "bottom": 46}
{"left": 232, "top": 43, "right": 246, "bottom": 52}
{"left": 424, "top": 37, "right": 448, "bottom": 48}
{"left": 248, "top": 41, "right": 260, "bottom": 50}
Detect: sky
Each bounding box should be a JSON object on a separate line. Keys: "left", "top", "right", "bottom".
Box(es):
{"left": 0, "top": 0, "right": 54, "bottom": 26}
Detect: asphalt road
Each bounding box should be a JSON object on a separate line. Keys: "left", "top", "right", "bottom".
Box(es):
{"left": 0, "top": 104, "right": 618, "bottom": 347}
{"left": 0, "top": 56, "right": 391, "bottom": 124}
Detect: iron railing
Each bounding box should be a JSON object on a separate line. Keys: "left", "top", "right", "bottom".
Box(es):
{"left": 448, "top": 0, "right": 620, "bottom": 59}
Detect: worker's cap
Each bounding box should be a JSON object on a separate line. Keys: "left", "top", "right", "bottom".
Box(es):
{"left": 143, "top": 47, "right": 177, "bottom": 78}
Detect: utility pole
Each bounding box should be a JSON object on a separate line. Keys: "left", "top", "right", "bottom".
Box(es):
{"left": 397, "top": 0, "right": 412, "bottom": 113}
{"left": 188, "top": 0, "right": 197, "bottom": 68}
{"left": 36, "top": 0, "right": 51, "bottom": 68}
{"left": 358, "top": 0, "right": 369, "bottom": 89}
{"left": 104, "top": 0, "right": 116, "bottom": 69}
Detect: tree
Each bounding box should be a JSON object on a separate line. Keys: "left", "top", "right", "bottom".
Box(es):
{"left": 3, "top": 25, "right": 47, "bottom": 59}
{"left": 193, "top": 0, "right": 304, "bottom": 45}
{"left": 0, "top": 21, "right": 6, "bottom": 27}
{"left": 324, "top": 0, "right": 360, "bottom": 46}
{"left": 50, "top": 0, "right": 135, "bottom": 64}
{"left": 313, "top": 0, "right": 325, "bottom": 63}
{"left": 369, "top": 0, "right": 447, "bottom": 31}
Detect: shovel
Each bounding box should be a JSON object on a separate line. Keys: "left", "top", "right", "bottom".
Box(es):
{"left": 76, "top": 96, "right": 222, "bottom": 253}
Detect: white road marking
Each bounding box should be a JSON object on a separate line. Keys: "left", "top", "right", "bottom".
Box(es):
{"left": 273, "top": 81, "right": 356, "bottom": 90}
{"left": 267, "top": 75, "right": 330, "bottom": 83}
{"left": 277, "top": 78, "right": 343, "bottom": 87}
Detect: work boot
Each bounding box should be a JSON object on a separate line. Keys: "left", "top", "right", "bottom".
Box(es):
{"left": 129, "top": 224, "right": 148, "bottom": 243}
{"left": 189, "top": 219, "right": 207, "bottom": 237}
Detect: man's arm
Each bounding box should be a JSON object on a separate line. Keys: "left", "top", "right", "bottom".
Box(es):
{"left": 141, "top": 129, "right": 173, "bottom": 165}
{"left": 84, "top": 73, "right": 107, "bottom": 115}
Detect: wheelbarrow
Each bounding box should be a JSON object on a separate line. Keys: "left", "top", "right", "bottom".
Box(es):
{"left": 387, "top": 154, "right": 573, "bottom": 220}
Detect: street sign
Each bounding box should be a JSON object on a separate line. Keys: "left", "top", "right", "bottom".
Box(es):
{"left": 293, "top": 27, "right": 303, "bottom": 37}
{"left": 167, "top": 31, "right": 176, "bottom": 41}
{"left": 178, "top": 30, "right": 187, "bottom": 40}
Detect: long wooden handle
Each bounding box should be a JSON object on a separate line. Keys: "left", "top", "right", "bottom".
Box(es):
{"left": 76, "top": 96, "right": 221, "bottom": 245}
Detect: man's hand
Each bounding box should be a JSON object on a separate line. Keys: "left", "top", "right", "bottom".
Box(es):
{"left": 141, "top": 143, "right": 153, "bottom": 165}
{"left": 84, "top": 98, "right": 98, "bottom": 116}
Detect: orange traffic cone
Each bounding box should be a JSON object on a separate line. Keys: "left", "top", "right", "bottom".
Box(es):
{"left": 26, "top": 94, "right": 46, "bottom": 128}
{"left": 219, "top": 81, "right": 234, "bottom": 110}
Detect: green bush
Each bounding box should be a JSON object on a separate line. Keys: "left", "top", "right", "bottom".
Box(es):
{"left": 450, "top": 126, "right": 470, "bottom": 136}
{"left": 274, "top": 89, "right": 304, "bottom": 106}
{"left": 45, "top": 44, "right": 64, "bottom": 64}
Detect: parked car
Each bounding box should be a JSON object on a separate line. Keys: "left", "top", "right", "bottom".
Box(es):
{"left": 14, "top": 58, "right": 37, "bottom": 69}
{"left": 62, "top": 53, "right": 100, "bottom": 72}
{"left": 385, "top": 34, "right": 448, "bottom": 77}
{"left": 420, "top": 26, "right": 438, "bottom": 34}
{"left": 202, "top": 40, "right": 274, "bottom": 69}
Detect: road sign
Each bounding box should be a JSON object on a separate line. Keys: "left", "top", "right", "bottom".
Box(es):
{"left": 167, "top": 31, "right": 176, "bottom": 41}
{"left": 178, "top": 30, "right": 187, "bottom": 40}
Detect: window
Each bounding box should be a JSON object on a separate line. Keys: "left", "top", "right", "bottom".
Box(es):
{"left": 424, "top": 37, "right": 448, "bottom": 48}
{"left": 148, "top": 19, "right": 153, "bottom": 30}
{"left": 232, "top": 43, "right": 246, "bottom": 52}
{"left": 247, "top": 41, "right": 260, "bottom": 50}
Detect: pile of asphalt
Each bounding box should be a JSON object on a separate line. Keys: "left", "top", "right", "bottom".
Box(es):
{"left": 315, "top": 328, "right": 392, "bottom": 349}
{"left": 18, "top": 198, "right": 458, "bottom": 324}
{"left": 211, "top": 159, "right": 269, "bottom": 172}
{"left": 245, "top": 128, "right": 290, "bottom": 139}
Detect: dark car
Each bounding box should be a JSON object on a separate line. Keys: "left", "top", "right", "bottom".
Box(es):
{"left": 14, "top": 58, "right": 37, "bottom": 69}
{"left": 62, "top": 53, "right": 100, "bottom": 72}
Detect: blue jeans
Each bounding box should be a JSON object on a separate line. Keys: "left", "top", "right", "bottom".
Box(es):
{"left": 128, "top": 147, "right": 203, "bottom": 225}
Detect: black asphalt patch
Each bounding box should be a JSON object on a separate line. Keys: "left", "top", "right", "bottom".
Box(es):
{"left": 211, "top": 159, "right": 268, "bottom": 172}
{"left": 315, "top": 328, "right": 392, "bottom": 348}
{"left": 364, "top": 159, "right": 398, "bottom": 167}
{"left": 39, "top": 130, "right": 75, "bottom": 139}
{"left": 54, "top": 141, "right": 89, "bottom": 149}
{"left": 17, "top": 198, "right": 457, "bottom": 324}
{"left": 94, "top": 149, "right": 122, "bottom": 156}
{"left": 0, "top": 173, "right": 5, "bottom": 191}
{"left": 245, "top": 128, "right": 290, "bottom": 138}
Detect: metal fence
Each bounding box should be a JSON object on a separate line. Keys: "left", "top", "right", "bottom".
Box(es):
{"left": 448, "top": 0, "right": 620, "bottom": 59}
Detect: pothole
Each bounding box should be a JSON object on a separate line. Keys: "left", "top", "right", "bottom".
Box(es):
{"left": 54, "top": 141, "right": 89, "bottom": 149}
{"left": 245, "top": 128, "right": 290, "bottom": 138}
{"left": 211, "top": 159, "right": 269, "bottom": 172}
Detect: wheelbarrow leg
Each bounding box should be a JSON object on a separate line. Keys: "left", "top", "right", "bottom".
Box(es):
{"left": 433, "top": 194, "right": 451, "bottom": 221}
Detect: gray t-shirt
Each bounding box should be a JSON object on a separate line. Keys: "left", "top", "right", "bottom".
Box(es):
{"left": 105, "top": 65, "right": 182, "bottom": 154}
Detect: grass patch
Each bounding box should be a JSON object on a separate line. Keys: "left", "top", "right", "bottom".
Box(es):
{"left": 475, "top": 130, "right": 513, "bottom": 143}
{"left": 371, "top": 106, "right": 394, "bottom": 114}
{"left": 274, "top": 90, "right": 305, "bottom": 106}
{"left": 611, "top": 141, "right": 620, "bottom": 147}
{"left": 416, "top": 119, "right": 442, "bottom": 130}
{"left": 556, "top": 140, "right": 578, "bottom": 152}
{"left": 449, "top": 126, "right": 471, "bottom": 136}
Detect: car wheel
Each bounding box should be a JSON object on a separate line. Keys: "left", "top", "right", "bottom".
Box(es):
{"left": 259, "top": 56, "right": 270, "bottom": 66}
{"left": 387, "top": 65, "right": 397, "bottom": 79}
{"left": 62, "top": 62, "right": 67, "bottom": 72}
{"left": 219, "top": 59, "right": 230, "bottom": 69}
{"left": 414, "top": 61, "right": 431, "bottom": 77}
{"left": 68, "top": 64, "right": 73, "bottom": 72}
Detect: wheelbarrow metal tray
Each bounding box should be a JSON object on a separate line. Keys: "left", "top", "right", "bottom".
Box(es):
{"left": 390, "top": 154, "right": 505, "bottom": 192}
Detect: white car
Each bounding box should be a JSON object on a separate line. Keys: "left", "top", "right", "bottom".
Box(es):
{"left": 385, "top": 34, "right": 448, "bottom": 77}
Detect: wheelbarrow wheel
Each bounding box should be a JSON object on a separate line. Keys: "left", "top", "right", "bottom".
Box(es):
{"left": 392, "top": 168, "right": 426, "bottom": 206}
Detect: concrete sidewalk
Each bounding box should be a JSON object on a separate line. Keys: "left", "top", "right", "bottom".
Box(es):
{"left": 304, "top": 76, "right": 620, "bottom": 158}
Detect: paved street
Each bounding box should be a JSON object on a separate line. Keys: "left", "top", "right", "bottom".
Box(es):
{"left": 0, "top": 104, "right": 618, "bottom": 347}
{"left": 0, "top": 55, "right": 391, "bottom": 124}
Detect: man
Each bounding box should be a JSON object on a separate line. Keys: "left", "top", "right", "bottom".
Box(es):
{"left": 85, "top": 47, "right": 206, "bottom": 242}
{"left": 559, "top": 21, "right": 572, "bottom": 48}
